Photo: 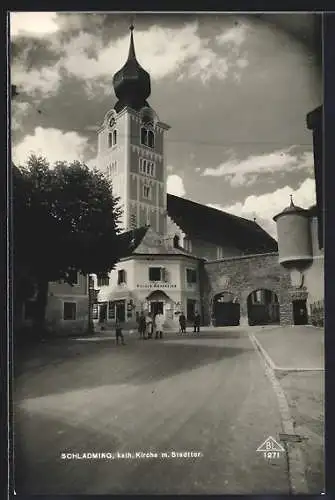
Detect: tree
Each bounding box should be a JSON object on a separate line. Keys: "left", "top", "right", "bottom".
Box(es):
{"left": 14, "top": 155, "right": 123, "bottom": 334}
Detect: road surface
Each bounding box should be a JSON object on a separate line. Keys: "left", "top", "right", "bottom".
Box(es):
{"left": 14, "top": 328, "right": 290, "bottom": 495}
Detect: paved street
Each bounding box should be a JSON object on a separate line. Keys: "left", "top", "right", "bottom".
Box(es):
{"left": 14, "top": 328, "right": 296, "bottom": 495}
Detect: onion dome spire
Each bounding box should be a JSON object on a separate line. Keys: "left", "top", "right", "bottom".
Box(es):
{"left": 113, "top": 24, "right": 151, "bottom": 113}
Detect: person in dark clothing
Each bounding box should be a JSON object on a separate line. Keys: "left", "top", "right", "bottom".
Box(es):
{"left": 179, "top": 312, "right": 186, "bottom": 335}
{"left": 115, "top": 317, "right": 125, "bottom": 345}
{"left": 193, "top": 312, "right": 201, "bottom": 334}
{"left": 138, "top": 312, "right": 147, "bottom": 339}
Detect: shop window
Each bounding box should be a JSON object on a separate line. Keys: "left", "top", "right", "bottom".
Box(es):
{"left": 63, "top": 302, "right": 76, "bottom": 320}
{"left": 108, "top": 301, "right": 116, "bottom": 320}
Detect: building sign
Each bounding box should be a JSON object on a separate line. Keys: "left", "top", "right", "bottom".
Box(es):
{"left": 136, "top": 283, "right": 177, "bottom": 289}
{"left": 289, "top": 288, "right": 308, "bottom": 301}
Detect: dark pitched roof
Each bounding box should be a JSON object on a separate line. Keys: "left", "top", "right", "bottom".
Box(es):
{"left": 167, "top": 194, "right": 278, "bottom": 253}
{"left": 117, "top": 226, "right": 149, "bottom": 258}
{"left": 117, "top": 226, "right": 200, "bottom": 260}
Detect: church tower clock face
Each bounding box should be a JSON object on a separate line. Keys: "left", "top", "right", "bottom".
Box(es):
{"left": 96, "top": 24, "right": 170, "bottom": 235}
{"left": 108, "top": 116, "right": 116, "bottom": 128}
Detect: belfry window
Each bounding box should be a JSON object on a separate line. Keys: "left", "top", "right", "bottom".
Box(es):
{"left": 148, "top": 130, "right": 154, "bottom": 148}
{"left": 140, "top": 126, "right": 155, "bottom": 149}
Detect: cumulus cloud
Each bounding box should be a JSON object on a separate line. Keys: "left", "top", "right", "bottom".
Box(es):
{"left": 11, "top": 100, "right": 30, "bottom": 131}
{"left": 167, "top": 174, "right": 186, "bottom": 197}
{"left": 207, "top": 178, "right": 316, "bottom": 238}
{"left": 11, "top": 62, "right": 62, "bottom": 97}
{"left": 202, "top": 148, "right": 314, "bottom": 186}
{"left": 10, "top": 16, "right": 251, "bottom": 97}
{"left": 12, "top": 127, "right": 89, "bottom": 165}
{"left": 216, "top": 23, "right": 248, "bottom": 47}
{"left": 10, "top": 12, "right": 59, "bottom": 38}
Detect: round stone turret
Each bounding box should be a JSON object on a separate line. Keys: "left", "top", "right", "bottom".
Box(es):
{"left": 273, "top": 195, "right": 312, "bottom": 268}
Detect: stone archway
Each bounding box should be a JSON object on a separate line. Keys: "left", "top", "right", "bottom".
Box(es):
{"left": 247, "top": 289, "right": 280, "bottom": 326}
{"left": 212, "top": 291, "right": 240, "bottom": 326}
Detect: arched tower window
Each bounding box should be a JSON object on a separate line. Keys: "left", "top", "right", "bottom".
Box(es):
{"left": 148, "top": 130, "right": 154, "bottom": 148}
{"left": 140, "top": 125, "right": 155, "bottom": 149}
{"left": 108, "top": 133, "right": 113, "bottom": 148}
{"left": 141, "top": 127, "right": 147, "bottom": 145}
{"left": 113, "top": 129, "right": 117, "bottom": 145}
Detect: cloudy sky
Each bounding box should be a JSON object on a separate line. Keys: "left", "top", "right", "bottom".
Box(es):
{"left": 10, "top": 12, "right": 322, "bottom": 238}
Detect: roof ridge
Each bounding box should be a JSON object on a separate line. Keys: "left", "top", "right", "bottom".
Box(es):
{"left": 167, "top": 193, "right": 256, "bottom": 225}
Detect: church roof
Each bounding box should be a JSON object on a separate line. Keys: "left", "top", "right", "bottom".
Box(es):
{"left": 167, "top": 194, "right": 278, "bottom": 253}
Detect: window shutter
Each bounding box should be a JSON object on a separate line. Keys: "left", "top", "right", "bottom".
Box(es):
{"left": 162, "top": 268, "right": 168, "bottom": 282}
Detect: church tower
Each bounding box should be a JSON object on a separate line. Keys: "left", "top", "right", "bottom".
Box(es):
{"left": 97, "top": 25, "right": 170, "bottom": 235}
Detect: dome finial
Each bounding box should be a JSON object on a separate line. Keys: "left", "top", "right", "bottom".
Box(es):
{"left": 127, "top": 17, "right": 136, "bottom": 60}
{"left": 290, "top": 194, "right": 294, "bottom": 207}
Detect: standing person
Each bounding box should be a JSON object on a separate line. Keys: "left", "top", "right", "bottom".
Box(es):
{"left": 138, "top": 311, "right": 146, "bottom": 339}
{"left": 115, "top": 316, "right": 125, "bottom": 345}
{"left": 155, "top": 311, "right": 164, "bottom": 339}
{"left": 179, "top": 312, "right": 186, "bottom": 335}
{"left": 193, "top": 311, "right": 201, "bottom": 334}
{"left": 146, "top": 312, "right": 153, "bottom": 339}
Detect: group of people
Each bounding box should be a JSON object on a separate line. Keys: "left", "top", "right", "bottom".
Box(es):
{"left": 178, "top": 312, "right": 201, "bottom": 335}
{"left": 113, "top": 311, "right": 202, "bottom": 345}
{"left": 137, "top": 311, "right": 165, "bottom": 340}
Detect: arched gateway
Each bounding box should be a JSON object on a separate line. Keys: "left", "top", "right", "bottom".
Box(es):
{"left": 247, "top": 289, "right": 280, "bottom": 326}
{"left": 212, "top": 292, "right": 240, "bottom": 326}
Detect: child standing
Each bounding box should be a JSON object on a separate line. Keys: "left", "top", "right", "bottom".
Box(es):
{"left": 115, "top": 317, "right": 125, "bottom": 345}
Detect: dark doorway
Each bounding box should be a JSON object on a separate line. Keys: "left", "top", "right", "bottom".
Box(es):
{"left": 213, "top": 292, "right": 240, "bottom": 326}
{"left": 150, "top": 301, "right": 164, "bottom": 316}
{"left": 292, "top": 299, "right": 308, "bottom": 325}
{"left": 115, "top": 300, "right": 126, "bottom": 322}
{"left": 187, "top": 299, "right": 196, "bottom": 322}
{"left": 247, "top": 289, "right": 280, "bottom": 326}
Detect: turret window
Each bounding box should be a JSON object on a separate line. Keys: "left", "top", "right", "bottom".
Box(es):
{"left": 140, "top": 126, "right": 155, "bottom": 149}
{"left": 139, "top": 157, "right": 155, "bottom": 177}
